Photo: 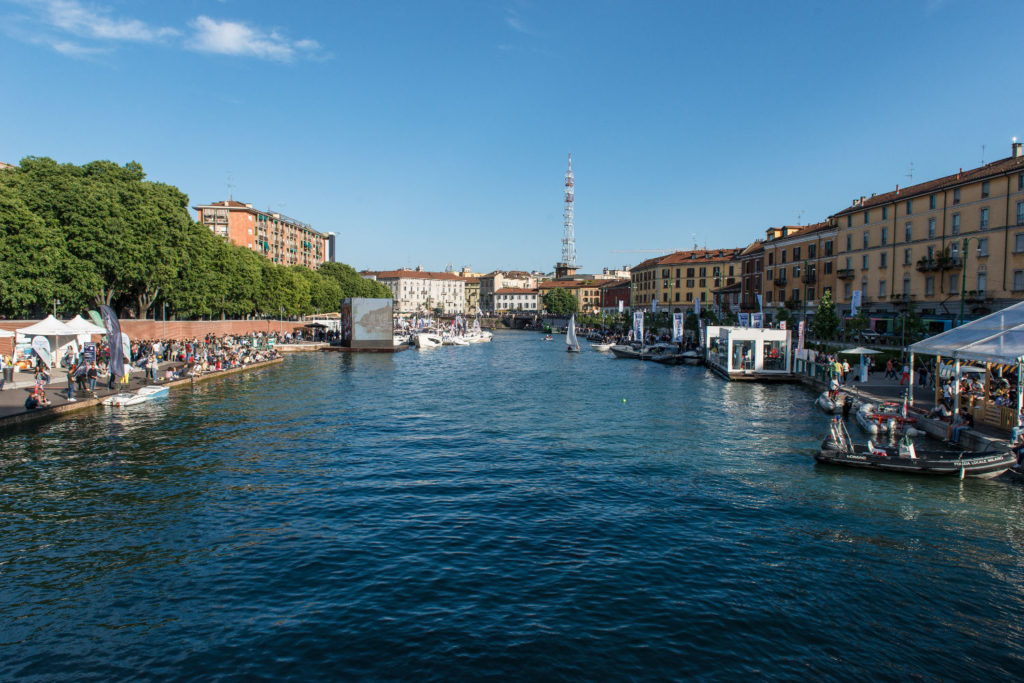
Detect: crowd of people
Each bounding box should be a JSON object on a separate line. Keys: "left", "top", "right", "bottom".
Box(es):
{"left": 9, "top": 332, "right": 283, "bottom": 411}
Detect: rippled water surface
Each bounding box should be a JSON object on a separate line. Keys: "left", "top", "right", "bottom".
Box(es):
{"left": 3, "top": 331, "right": 1024, "bottom": 679}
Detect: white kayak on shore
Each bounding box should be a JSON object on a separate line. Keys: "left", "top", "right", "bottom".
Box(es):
{"left": 101, "top": 385, "right": 169, "bottom": 407}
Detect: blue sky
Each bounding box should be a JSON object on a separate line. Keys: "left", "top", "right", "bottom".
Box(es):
{"left": 2, "top": 1, "right": 1023, "bottom": 274}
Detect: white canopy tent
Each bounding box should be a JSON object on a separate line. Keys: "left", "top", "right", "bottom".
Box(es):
{"left": 0, "top": 329, "right": 14, "bottom": 338}
{"left": 65, "top": 314, "right": 107, "bottom": 346}
{"left": 908, "top": 301, "right": 1024, "bottom": 430}
{"left": 16, "top": 315, "right": 80, "bottom": 369}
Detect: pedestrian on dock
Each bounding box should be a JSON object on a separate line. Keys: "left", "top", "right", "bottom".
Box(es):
{"left": 900, "top": 361, "right": 910, "bottom": 386}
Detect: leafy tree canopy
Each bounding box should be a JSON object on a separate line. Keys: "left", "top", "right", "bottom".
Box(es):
{"left": 543, "top": 287, "right": 578, "bottom": 315}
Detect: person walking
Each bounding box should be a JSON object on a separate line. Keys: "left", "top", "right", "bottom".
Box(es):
{"left": 900, "top": 361, "right": 910, "bottom": 386}
{"left": 841, "top": 359, "right": 850, "bottom": 385}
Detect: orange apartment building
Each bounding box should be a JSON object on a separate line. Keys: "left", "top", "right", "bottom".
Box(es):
{"left": 194, "top": 200, "right": 331, "bottom": 269}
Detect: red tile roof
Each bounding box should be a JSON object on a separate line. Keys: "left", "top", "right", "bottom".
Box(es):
{"left": 495, "top": 288, "right": 539, "bottom": 295}
{"left": 834, "top": 154, "right": 1024, "bottom": 216}
{"left": 632, "top": 248, "right": 743, "bottom": 271}
{"left": 364, "top": 270, "right": 465, "bottom": 281}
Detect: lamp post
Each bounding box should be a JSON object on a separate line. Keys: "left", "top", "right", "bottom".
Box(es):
{"left": 162, "top": 301, "right": 167, "bottom": 338}
{"left": 957, "top": 236, "right": 982, "bottom": 327}
{"left": 52, "top": 297, "right": 61, "bottom": 317}
{"left": 279, "top": 305, "right": 285, "bottom": 335}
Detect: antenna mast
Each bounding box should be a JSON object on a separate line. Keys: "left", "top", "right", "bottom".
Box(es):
{"left": 561, "top": 153, "right": 576, "bottom": 267}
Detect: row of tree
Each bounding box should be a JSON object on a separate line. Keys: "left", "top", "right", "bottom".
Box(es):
{"left": 0, "top": 157, "right": 391, "bottom": 319}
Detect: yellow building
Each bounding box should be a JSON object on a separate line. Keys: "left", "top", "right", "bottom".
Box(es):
{"left": 832, "top": 141, "right": 1024, "bottom": 330}
{"left": 538, "top": 279, "right": 602, "bottom": 313}
{"left": 761, "top": 221, "right": 839, "bottom": 320}
{"left": 630, "top": 249, "right": 743, "bottom": 312}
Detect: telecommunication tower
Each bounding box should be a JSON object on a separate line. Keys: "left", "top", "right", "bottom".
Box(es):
{"left": 556, "top": 153, "right": 578, "bottom": 278}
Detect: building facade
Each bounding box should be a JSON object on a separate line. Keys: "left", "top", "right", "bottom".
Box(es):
{"left": 538, "top": 279, "right": 602, "bottom": 314}
{"left": 831, "top": 142, "right": 1024, "bottom": 330}
{"left": 761, "top": 221, "right": 838, "bottom": 320}
{"left": 600, "top": 278, "right": 632, "bottom": 314}
{"left": 738, "top": 241, "right": 765, "bottom": 312}
{"left": 363, "top": 269, "right": 466, "bottom": 315}
{"left": 479, "top": 270, "right": 537, "bottom": 312}
{"left": 462, "top": 277, "right": 481, "bottom": 315}
{"left": 495, "top": 288, "right": 540, "bottom": 312}
{"left": 193, "top": 200, "right": 329, "bottom": 268}
{"left": 630, "top": 248, "right": 743, "bottom": 313}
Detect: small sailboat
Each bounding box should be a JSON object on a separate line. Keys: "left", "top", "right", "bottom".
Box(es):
{"left": 566, "top": 314, "right": 581, "bottom": 353}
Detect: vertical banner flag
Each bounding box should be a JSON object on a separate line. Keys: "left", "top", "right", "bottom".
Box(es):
{"left": 738, "top": 312, "right": 750, "bottom": 327}
{"left": 694, "top": 298, "right": 701, "bottom": 317}
{"left": 633, "top": 311, "right": 645, "bottom": 341}
{"left": 780, "top": 320, "right": 787, "bottom": 330}
{"left": 618, "top": 299, "right": 624, "bottom": 314}
{"left": 100, "top": 304, "right": 124, "bottom": 379}
{"left": 672, "top": 312, "right": 684, "bottom": 342}
{"left": 31, "top": 336, "right": 52, "bottom": 367}
{"left": 797, "top": 319, "right": 806, "bottom": 352}
{"left": 752, "top": 312, "right": 763, "bottom": 328}
{"left": 756, "top": 294, "right": 763, "bottom": 314}
{"left": 850, "top": 290, "right": 862, "bottom": 317}
{"left": 651, "top": 297, "right": 657, "bottom": 313}
{"left": 83, "top": 342, "right": 96, "bottom": 363}
{"left": 121, "top": 332, "right": 131, "bottom": 360}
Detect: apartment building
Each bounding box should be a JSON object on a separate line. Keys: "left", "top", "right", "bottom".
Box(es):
{"left": 494, "top": 288, "right": 540, "bottom": 312}
{"left": 600, "top": 279, "right": 632, "bottom": 314}
{"left": 738, "top": 241, "right": 765, "bottom": 312}
{"left": 630, "top": 248, "right": 743, "bottom": 312}
{"left": 193, "top": 200, "right": 330, "bottom": 268}
{"left": 761, "top": 221, "right": 838, "bottom": 318}
{"left": 363, "top": 269, "right": 466, "bottom": 314}
{"left": 462, "top": 277, "right": 481, "bottom": 314}
{"left": 538, "top": 279, "right": 602, "bottom": 314}
{"left": 478, "top": 270, "right": 536, "bottom": 312}
{"left": 832, "top": 141, "right": 1024, "bottom": 328}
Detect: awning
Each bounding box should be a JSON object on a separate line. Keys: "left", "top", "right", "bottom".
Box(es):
{"left": 18, "top": 315, "right": 78, "bottom": 336}
{"left": 908, "top": 300, "right": 1024, "bottom": 365}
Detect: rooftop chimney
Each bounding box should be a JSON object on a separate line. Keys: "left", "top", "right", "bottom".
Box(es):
{"left": 895, "top": 184, "right": 900, "bottom": 194}
{"left": 1013, "top": 137, "right": 1023, "bottom": 158}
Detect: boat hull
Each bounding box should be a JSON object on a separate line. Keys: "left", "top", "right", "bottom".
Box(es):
{"left": 816, "top": 442, "right": 1016, "bottom": 478}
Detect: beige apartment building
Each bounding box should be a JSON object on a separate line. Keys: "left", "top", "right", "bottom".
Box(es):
{"left": 761, "top": 221, "right": 839, "bottom": 320}
{"left": 832, "top": 141, "right": 1024, "bottom": 330}
{"left": 630, "top": 249, "right": 742, "bottom": 312}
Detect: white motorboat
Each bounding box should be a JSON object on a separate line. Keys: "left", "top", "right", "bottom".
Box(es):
{"left": 815, "top": 392, "right": 842, "bottom": 414}
{"left": 101, "top": 384, "right": 169, "bottom": 407}
{"left": 591, "top": 342, "right": 612, "bottom": 352}
{"left": 855, "top": 401, "right": 925, "bottom": 436}
{"left": 679, "top": 349, "right": 703, "bottom": 365}
{"left": 414, "top": 333, "right": 444, "bottom": 349}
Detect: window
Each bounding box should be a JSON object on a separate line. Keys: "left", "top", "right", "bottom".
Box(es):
{"left": 1016, "top": 233, "right": 1024, "bottom": 253}
{"left": 864, "top": 210, "right": 870, "bottom": 224}
{"left": 792, "top": 288, "right": 799, "bottom": 301}
{"left": 904, "top": 248, "right": 911, "bottom": 265}
{"left": 982, "top": 181, "right": 990, "bottom": 198}
{"left": 687, "top": 267, "right": 695, "bottom": 277}
{"left": 699, "top": 267, "right": 707, "bottom": 277}
{"left": 686, "top": 292, "right": 693, "bottom": 302}
{"left": 952, "top": 213, "right": 960, "bottom": 235}
{"left": 926, "top": 276, "right": 935, "bottom": 296}
{"left": 950, "top": 242, "right": 959, "bottom": 260}
{"left": 978, "top": 237, "right": 988, "bottom": 256}
{"left": 1015, "top": 270, "right": 1024, "bottom": 292}
{"left": 846, "top": 235, "right": 852, "bottom": 251}
{"left": 863, "top": 232, "right": 869, "bottom": 249}
{"left": 806, "top": 287, "right": 814, "bottom": 301}
{"left": 1017, "top": 201, "right": 1024, "bottom": 226}
{"left": 905, "top": 222, "right": 912, "bottom": 242}
{"left": 928, "top": 218, "right": 936, "bottom": 238}
{"left": 823, "top": 261, "right": 833, "bottom": 274}
{"left": 1019, "top": 174, "right": 1024, "bottom": 191}
{"left": 765, "top": 291, "right": 772, "bottom": 303}
{"left": 729, "top": 265, "right": 734, "bottom": 276}
{"left": 699, "top": 279, "right": 706, "bottom": 288}
{"left": 879, "top": 280, "right": 886, "bottom": 298}
{"left": 880, "top": 252, "right": 887, "bottom": 268}
{"left": 949, "top": 273, "right": 958, "bottom": 293}
{"left": 793, "top": 247, "right": 801, "bottom": 260}
{"left": 686, "top": 279, "right": 694, "bottom": 287}
{"left": 980, "top": 207, "right": 989, "bottom": 229}
{"left": 882, "top": 206, "right": 888, "bottom": 220}
{"left": 808, "top": 244, "right": 816, "bottom": 258}
{"left": 862, "top": 254, "right": 869, "bottom": 269}
{"left": 953, "top": 188, "right": 961, "bottom": 204}
{"left": 977, "top": 272, "right": 987, "bottom": 292}
{"left": 906, "top": 199, "right": 913, "bottom": 214}
{"left": 675, "top": 268, "right": 680, "bottom": 277}
{"left": 824, "top": 240, "right": 833, "bottom": 256}
{"left": 881, "top": 227, "right": 888, "bottom": 245}
{"left": 781, "top": 250, "right": 787, "bottom": 264}
{"left": 793, "top": 265, "right": 800, "bottom": 277}
{"left": 845, "top": 256, "right": 852, "bottom": 269}
{"left": 674, "top": 292, "right": 680, "bottom": 302}
{"left": 929, "top": 194, "right": 936, "bottom": 210}
{"left": 844, "top": 282, "right": 851, "bottom": 298}
{"left": 713, "top": 266, "right": 721, "bottom": 276}
{"left": 903, "top": 277, "right": 911, "bottom": 295}
{"left": 847, "top": 215, "right": 852, "bottom": 227}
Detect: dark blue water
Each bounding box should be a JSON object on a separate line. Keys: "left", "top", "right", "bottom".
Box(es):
{"left": 3, "top": 331, "right": 1023, "bottom": 680}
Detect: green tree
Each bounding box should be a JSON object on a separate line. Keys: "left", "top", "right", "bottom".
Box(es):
{"left": 811, "top": 289, "right": 840, "bottom": 341}
{"left": 543, "top": 288, "right": 578, "bottom": 315}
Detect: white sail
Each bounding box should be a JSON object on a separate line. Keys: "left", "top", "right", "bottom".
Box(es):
{"left": 567, "top": 314, "right": 579, "bottom": 349}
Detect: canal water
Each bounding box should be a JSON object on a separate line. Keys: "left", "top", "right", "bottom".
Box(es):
{"left": 2, "top": 331, "right": 1023, "bottom": 679}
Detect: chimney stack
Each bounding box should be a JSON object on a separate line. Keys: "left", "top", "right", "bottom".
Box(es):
{"left": 1013, "top": 137, "right": 1023, "bottom": 158}
{"left": 896, "top": 184, "right": 900, "bottom": 194}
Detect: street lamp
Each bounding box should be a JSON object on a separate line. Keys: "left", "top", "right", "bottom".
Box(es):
{"left": 162, "top": 301, "right": 167, "bottom": 338}
{"left": 957, "top": 236, "right": 984, "bottom": 327}
{"left": 279, "top": 305, "right": 285, "bottom": 335}
{"left": 52, "top": 297, "right": 61, "bottom": 317}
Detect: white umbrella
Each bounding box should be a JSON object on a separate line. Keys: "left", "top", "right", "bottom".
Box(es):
{"left": 839, "top": 346, "right": 881, "bottom": 383}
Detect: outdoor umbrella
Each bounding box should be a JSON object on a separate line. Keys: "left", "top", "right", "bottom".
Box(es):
{"left": 840, "top": 346, "right": 881, "bottom": 383}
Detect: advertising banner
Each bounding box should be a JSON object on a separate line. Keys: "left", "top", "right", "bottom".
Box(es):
{"left": 738, "top": 312, "right": 750, "bottom": 327}
{"left": 756, "top": 294, "right": 763, "bottom": 314}
{"left": 633, "top": 311, "right": 644, "bottom": 341}
{"left": 618, "top": 300, "right": 624, "bottom": 314}
{"left": 780, "top": 320, "right": 787, "bottom": 330}
{"left": 100, "top": 304, "right": 124, "bottom": 378}
{"left": 797, "top": 320, "right": 806, "bottom": 352}
{"left": 694, "top": 298, "right": 701, "bottom": 317}
{"left": 752, "top": 312, "right": 763, "bottom": 329}
{"left": 651, "top": 297, "right": 657, "bottom": 313}
{"left": 83, "top": 342, "right": 96, "bottom": 363}
{"left": 672, "top": 313, "right": 683, "bottom": 342}
{"left": 31, "top": 336, "right": 51, "bottom": 367}
{"left": 850, "top": 290, "right": 862, "bottom": 317}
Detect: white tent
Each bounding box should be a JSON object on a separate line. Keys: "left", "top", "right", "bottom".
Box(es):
{"left": 65, "top": 314, "right": 107, "bottom": 347}
{"left": 0, "top": 329, "right": 14, "bottom": 338}
{"left": 17, "top": 315, "right": 80, "bottom": 368}
{"left": 908, "top": 301, "right": 1024, "bottom": 425}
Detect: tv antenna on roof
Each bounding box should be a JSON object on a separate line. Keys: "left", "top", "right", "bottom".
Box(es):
{"left": 796, "top": 209, "right": 804, "bottom": 225}
{"left": 905, "top": 162, "right": 914, "bottom": 182}
{"left": 981, "top": 145, "right": 985, "bottom": 165}
{"left": 227, "top": 172, "right": 234, "bottom": 200}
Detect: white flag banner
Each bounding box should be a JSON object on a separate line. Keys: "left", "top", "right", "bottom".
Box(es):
{"left": 618, "top": 299, "right": 624, "bottom": 314}
{"left": 694, "top": 298, "right": 701, "bottom": 317}
{"left": 851, "top": 290, "right": 862, "bottom": 317}
{"left": 651, "top": 297, "right": 657, "bottom": 313}
{"left": 738, "top": 312, "right": 750, "bottom": 327}
{"left": 797, "top": 320, "right": 806, "bottom": 351}
{"left": 780, "top": 320, "right": 787, "bottom": 330}
{"left": 752, "top": 312, "right": 763, "bottom": 329}
{"left": 756, "top": 293, "right": 763, "bottom": 314}
{"left": 672, "top": 313, "right": 684, "bottom": 342}
{"left": 633, "top": 311, "right": 644, "bottom": 341}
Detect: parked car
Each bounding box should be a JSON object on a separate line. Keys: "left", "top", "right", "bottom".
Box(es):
{"left": 859, "top": 330, "right": 881, "bottom": 343}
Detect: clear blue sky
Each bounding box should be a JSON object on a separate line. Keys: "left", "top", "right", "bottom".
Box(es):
{"left": 2, "top": 0, "right": 1022, "bottom": 274}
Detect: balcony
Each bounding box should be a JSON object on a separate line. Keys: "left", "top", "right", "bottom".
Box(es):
{"left": 801, "top": 272, "right": 817, "bottom": 284}
{"left": 940, "top": 256, "right": 962, "bottom": 270}
{"left": 773, "top": 277, "right": 788, "bottom": 287}
{"left": 965, "top": 290, "right": 993, "bottom": 304}
{"left": 916, "top": 257, "right": 938, "bottom": 272}
{"left": 836, "top": 268, "right": 855, "bottom": 280}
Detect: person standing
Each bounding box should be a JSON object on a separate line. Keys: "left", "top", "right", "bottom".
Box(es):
{"left": 65, "top": 362, "right": 77, "bottom": 402}
{"left": 900, "top": 361, "right": 910, "bottom": 386}
{"left": 0, "top": 353, "right": 6, "bottom": 392}
{"left": 841, "top": 359, "right": 850, "bottom": 385}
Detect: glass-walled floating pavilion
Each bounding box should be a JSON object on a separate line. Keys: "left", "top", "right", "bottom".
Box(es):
{"left": 704, "top": 326, "right": 795, "bottom": 382}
